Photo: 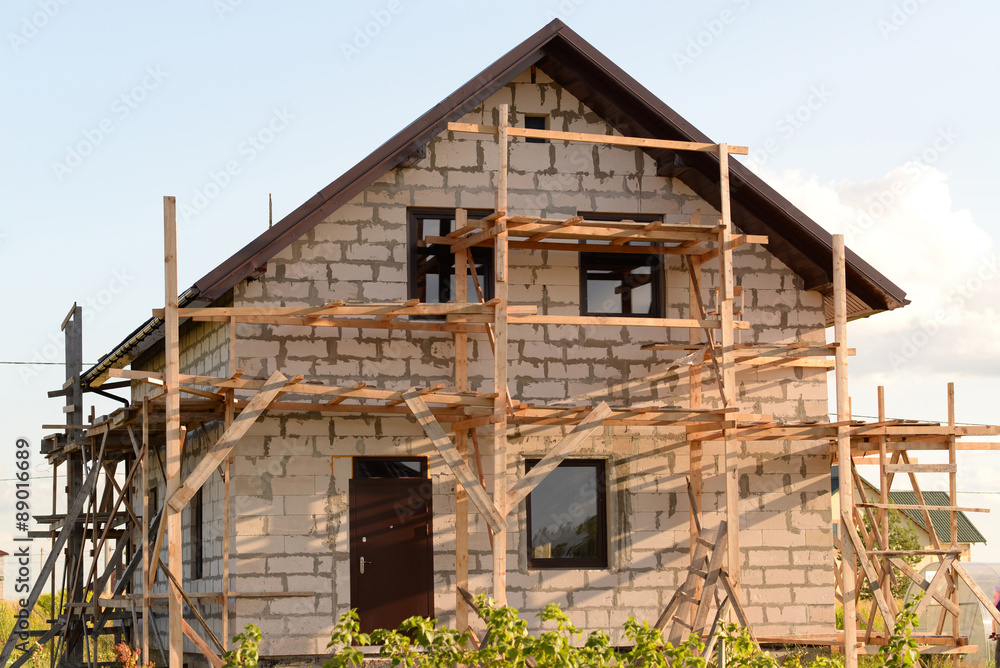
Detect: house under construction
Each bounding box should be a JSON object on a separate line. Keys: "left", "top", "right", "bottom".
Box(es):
{"left": 8, "top": 20, "right": 1000, "bottom": 668}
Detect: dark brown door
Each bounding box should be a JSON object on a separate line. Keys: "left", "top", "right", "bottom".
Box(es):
{"left": 349, "top": 475, "right": 434, "bottom": 634}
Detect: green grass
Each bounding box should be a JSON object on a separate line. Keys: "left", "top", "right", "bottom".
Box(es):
{"left": 0, "top": 595, "right": 117, "bottom": 668}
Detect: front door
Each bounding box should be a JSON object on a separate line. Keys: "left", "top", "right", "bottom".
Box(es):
{"left": 348, "top": 457, "right": 433, "bottom": 634}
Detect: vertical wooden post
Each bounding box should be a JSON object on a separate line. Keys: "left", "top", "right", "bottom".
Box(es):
{"left": 492, "top": 104, "right": 510, "bottom": 604}
{"left": 222, "top": 389, "right": 234, "bottom": 649}
{"left": 50, "top": 462, "right": 58, "bottom": 629}
{"left": 454, "top": 209, "right": 470, "bottom": 629}
{"left": 688, "top": 256, "right": 703, "bottom": 558}
{"left": 877, "top": 387, "right": 890, "bottom": 610}
{"left": 717, "top": 144, "right": 740, "bottom": 591}
{"left": 63, "top": 304, "right": 85, "bottom": 664}
{"left": 224, "top": 316, "right": 236, "bottom": 646}
{"left": 163, "top": 196, "right": 184, "bottom": 668}
{"left": 833, "top": 234, "right": 857, "bottom": 668}
{"left": 142, "top": 397, "right": 150, "bottom": 662}
{"left": 947, "top": 382, "right": 959, "bottom": 665}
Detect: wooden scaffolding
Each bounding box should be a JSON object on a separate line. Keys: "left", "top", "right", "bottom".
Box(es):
{"left": 7, "top": 104, "right": 1000, "bottom": 668}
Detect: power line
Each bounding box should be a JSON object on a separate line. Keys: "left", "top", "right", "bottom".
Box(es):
{"left": 0, "top": 361, "right": 98, "bottom": 366}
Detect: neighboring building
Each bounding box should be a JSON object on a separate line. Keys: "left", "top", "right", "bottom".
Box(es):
{"left": 71, "top": 20, "right": 910, "bottom": 663}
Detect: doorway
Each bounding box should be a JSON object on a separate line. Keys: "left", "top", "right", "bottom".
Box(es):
{"left": 348, "top": 457, "right": 434, "bottom": 634}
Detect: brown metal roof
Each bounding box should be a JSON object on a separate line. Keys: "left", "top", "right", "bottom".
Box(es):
{"left": 83, "top": 19, "right": 908, "bottom": 387}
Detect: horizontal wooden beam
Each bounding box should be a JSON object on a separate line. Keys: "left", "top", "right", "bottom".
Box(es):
{"left": 509, "top": 314, "right": 750, "bottom": 330}
{"left": 447, "top": 122, "right": 749, "bottom": 155}
{"left": 867, "top": 549, "right": 963, "bottom": 556}
{"left": 110, "top": 369, "right": 495, "bottom": 408}
{"left": 187, "top": 314, "right": 490, "bottom": 334}
{"left": 159, "top": 301, "right": 533, "bottom": 319}
{"left": 883, "top": 463, "right": 956, "bottom": 473}
{"left": 858, "top": 503, "right": 988, "bottom": 513}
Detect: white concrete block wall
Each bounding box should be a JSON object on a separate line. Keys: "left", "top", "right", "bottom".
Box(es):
{"left": 132, "top": 67, "right": 840, "bottom": 658}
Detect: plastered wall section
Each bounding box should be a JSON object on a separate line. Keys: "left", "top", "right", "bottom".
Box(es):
{"left": 222, "top": 69, "right": 833, "bottom": 654}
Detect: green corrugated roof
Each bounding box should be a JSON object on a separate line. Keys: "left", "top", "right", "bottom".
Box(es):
{"left": 884, "top": 489, "right": 986, "bottom": 544}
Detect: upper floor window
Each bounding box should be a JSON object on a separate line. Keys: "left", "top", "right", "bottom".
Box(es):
{"left": 525, "top": 459, "right": 608, "bottom": 569}
{"left": 408, "top": 208, "right": 493, "bottom": 312}
{"left": 524, "top": 114, "right": 548, "bottom": 143}
{"left": 579, "top": 213, "right": 665, "bottom": 317}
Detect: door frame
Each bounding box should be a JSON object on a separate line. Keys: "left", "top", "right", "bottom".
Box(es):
{"left": 348, "top": 457, "right": 434, "bottom": 629}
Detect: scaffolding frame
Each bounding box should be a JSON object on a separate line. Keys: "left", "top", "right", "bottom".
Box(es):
{"left": 8, "top": 104, "right": 1000, "bottom": 668}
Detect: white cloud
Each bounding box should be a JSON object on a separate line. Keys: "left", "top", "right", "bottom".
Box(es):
{"left": 757, "top": 162, "right": 1000, "bottom": 380}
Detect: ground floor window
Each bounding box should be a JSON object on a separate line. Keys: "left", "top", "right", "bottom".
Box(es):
{"left": 190, "top": 487, "right": 204, "bottom": 580}
{"left": 525, "top": 459, "right": 607, "bottom": 568}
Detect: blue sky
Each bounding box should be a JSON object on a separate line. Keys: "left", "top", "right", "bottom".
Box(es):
{"left": 1, "top": 1, "right": 998, "bottom": 595}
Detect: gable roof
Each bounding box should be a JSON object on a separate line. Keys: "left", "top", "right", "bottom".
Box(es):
{"left": 83, "top": 19, "right": 908, "bottom": 387}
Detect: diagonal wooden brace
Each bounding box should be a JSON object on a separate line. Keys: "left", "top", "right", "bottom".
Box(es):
{"left": 953, "top": 561, "right": 1000, "bottom": 627}
{"left": 168, "top": 369, "right": 287, "bottom": 512}
{"left": 402, "top": 388, "right": 507, "bottom": 533}
{"left": 182, "top": 619, "right": 224, "bottom": 668}
{"left": 842, "top": 510, "right": 897, "bottom": 626}
{"left": 911, "top": 555, "right": 957, "bottom": 620}
{"left": 888, "top": 556, "right": 960, "bottom": 617}
{"left": 505, "top": 402, "right": 611, "bottom": 513}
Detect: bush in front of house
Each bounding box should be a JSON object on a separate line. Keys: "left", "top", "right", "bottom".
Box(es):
{"left": 317, "top": 595, "right": 926, "bottom": 668}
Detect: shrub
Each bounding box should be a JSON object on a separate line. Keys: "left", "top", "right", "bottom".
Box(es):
{"left": 316, "top": 592, "right": 925, "bottom": 668}
{"left": 222, "top": 624, "right": 262, "bottom": 668}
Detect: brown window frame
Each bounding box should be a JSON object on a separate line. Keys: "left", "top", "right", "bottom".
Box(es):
{"left": 190, "top": 487, "right": 204, "bottom": 580}
{"left": 407, "top": 208, "right": 494, "bottom": 318}
{"left": 524, "top": 114, "right": 548, "bottom": 143}
{"left": 353, "top": 456, "right": 429, "bottom": 479}
{"left": 525, "top": 459, "right": 608, "bottom": 570}
{"left": 578, "top": 213, "right": 665, "bottom": 318}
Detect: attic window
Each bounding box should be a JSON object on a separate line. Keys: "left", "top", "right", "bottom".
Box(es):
{"left": 524, "top": 114, "right": 547, "bottom": 143}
